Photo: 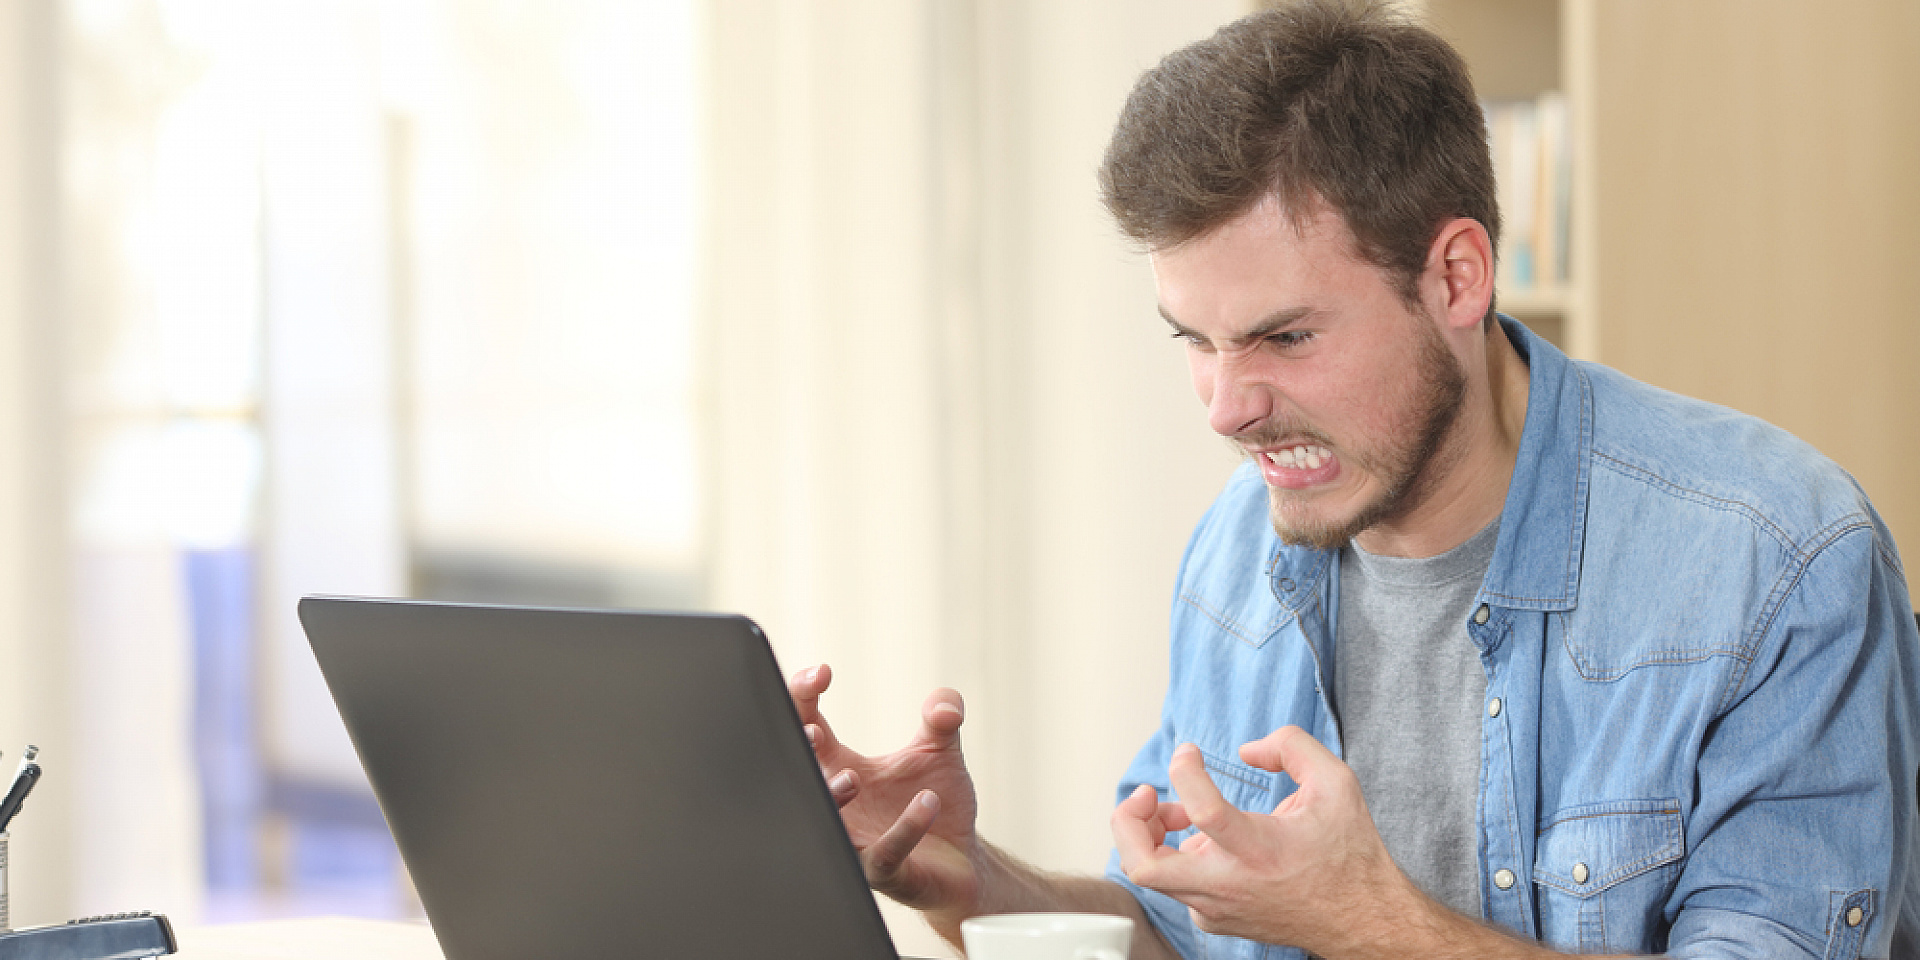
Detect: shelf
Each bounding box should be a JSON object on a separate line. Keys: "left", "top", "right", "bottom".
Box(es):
{"left": 1495, "top": 284, "right": 1568, "bottom": 320}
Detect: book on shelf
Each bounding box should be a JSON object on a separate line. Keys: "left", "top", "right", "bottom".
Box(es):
{"left": 1483, "top": 92, "right": 1571, "bottom": 302}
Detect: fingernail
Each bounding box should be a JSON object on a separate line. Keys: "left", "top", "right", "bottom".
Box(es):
{"left": 830, "top": 771, "right": 853, "bottom": 792}
{"left": 808, "top": 666, "right": 821, "bottom": 681}
{"left": 919, "top": 791, "right": 939, "bottom": 810}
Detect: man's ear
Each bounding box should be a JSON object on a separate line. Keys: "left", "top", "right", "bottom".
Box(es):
{"left": 1427, "top": 218, "right": 1494, "bottom": 333}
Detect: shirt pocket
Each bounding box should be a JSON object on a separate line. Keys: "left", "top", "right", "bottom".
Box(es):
{"left": 1533, "top": 799, "right": 1685, "bottom": 953}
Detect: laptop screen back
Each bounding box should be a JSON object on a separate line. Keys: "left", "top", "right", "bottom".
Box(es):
{"left": 298, "top": 597, "right": 899, "bottom": 960}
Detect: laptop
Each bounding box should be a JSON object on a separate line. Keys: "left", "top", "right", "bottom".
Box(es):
{"left": 299, "top": 596, "right": 929, "bottom": 959}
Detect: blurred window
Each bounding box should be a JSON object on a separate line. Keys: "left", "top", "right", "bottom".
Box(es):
{"left": 62, "top": 0, "right": 699, "bottom": 921}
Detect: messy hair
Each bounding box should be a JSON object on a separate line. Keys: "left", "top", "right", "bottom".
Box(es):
{"left": 1099, "top": 0, "right": 1498, "bottom": 321}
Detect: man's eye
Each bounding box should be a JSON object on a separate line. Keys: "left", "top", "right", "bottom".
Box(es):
{"left": 1171, "top": 331, "right": 1211, "bottom": 349}
{"left": 1269, "top": 330, "right": 1313, "bottom": 349}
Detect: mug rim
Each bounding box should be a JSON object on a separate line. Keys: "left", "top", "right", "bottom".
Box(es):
{"left": 961, "top": 912, "right": 1134, "bottom": 936}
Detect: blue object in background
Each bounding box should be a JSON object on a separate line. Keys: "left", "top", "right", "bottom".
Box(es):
{"left": 186, "top": 547, "right": 263, "bottom": 894}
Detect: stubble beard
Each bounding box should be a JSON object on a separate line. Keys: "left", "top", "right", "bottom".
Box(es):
{"left": 1256, "top": 315, "right": 1469, "bottom": 551}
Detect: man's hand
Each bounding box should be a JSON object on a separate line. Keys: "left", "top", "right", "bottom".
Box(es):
{"left": 1111, "top": 727, "right": 1437, "bottom": 956}
{"left": 790, "top": 664, "right": 983, "bottom": 914}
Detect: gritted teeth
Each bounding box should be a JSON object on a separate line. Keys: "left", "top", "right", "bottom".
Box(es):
{"left": 1264, "top": 444, "right": 1332, "bottom": 470}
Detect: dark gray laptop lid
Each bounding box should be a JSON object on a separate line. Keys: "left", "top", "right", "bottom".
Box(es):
{"left": 298, "top": 597, "right": 901, "bottom": 960}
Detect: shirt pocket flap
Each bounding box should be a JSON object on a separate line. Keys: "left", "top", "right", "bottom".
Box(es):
{"left": 1177, "top": 583, "right": 1291, "bottom": 650}
{"left": 1534, "top": 799, "right": 1685, "bottom": 899}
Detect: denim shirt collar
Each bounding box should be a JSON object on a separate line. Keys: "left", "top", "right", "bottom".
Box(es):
{"left": 1266, "top": 316, "right": 1593, "bottom": 614}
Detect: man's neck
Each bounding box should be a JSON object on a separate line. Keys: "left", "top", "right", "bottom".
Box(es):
{"left": 1352, "top": 323, "right": 1530, "bottom": 560}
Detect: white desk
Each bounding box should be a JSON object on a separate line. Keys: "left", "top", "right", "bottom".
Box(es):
{"left": 174, "top": 918, "right": 444, "bottom": 960}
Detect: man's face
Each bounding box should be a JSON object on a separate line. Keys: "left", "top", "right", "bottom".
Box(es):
{"left": 1153, "top": 198, "right": 1466, "bottom": 550}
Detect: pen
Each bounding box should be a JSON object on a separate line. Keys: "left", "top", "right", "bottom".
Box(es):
{"left": 0, "top": 746, "right": 40, "bottom": 832}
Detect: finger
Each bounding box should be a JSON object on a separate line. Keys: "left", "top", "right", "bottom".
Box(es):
{"left": 791, "top": 667, "right": 844, "bottom": 753}
{"left": 1167, "top": 743, "right": 1253, "bottom": 852}
{"left": 912, "top": 688, "right": 965, "bottom": 748}
{"left": 1158, "top": 800, "right": 1192, "bottom": 833}
{"left": 1238, "top": 726, "right": 1343, "bottom": 793}
{"left": 1111, "top": 785, "right": 1169, "bottom": 876}
{"left": 804, "top": 721, "right": 843, "bottom": 759}
{"left": 827, "top": 768, "right": 859, "bottom": 808}
{"left": 1116, "top": 783, "right": 1169, "bottom": 844}
{"left": 863, "top": 790, "right": 940, "bottom": 884}
{"left": 789, "top": 664, "right": 833, "bottom": 721}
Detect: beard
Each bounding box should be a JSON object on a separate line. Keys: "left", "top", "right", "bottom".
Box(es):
{"left": 1248, "top": 312, "right": 1469, "bottom": 551}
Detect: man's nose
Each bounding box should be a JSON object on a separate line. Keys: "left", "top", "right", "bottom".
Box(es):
{"left": 1206, "top": 352, "right": 1274, "bottom": 438}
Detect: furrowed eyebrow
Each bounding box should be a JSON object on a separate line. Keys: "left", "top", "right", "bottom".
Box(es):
{"left": 1158, "top": 305, "right": 1315, "bottom": 347}
{"left": 1159, "top": 307, "right": 1203, "bottom": 341}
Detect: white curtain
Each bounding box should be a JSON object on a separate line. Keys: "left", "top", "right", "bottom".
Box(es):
{"left": 703, "top": 2, "right": 1249, "bottom": 953}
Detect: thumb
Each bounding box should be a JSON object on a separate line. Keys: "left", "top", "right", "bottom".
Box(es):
{"left": 913, "top": 688, "right": 965, "bottom": 748}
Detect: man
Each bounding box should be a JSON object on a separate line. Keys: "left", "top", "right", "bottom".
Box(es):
{"left": 789, "top": 1, "right": 1920, "bottom": 956}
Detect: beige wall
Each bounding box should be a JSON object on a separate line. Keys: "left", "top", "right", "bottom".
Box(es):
{"left": 1582, "top": 0, "right": 1920, "bottom": 578}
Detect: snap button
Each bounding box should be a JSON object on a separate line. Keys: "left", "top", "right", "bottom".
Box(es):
{"left": 1571, "top": 862, "right": 1589, "bottom": 885}
{"left": 1486, "top": 698, "right": 1502, "bottom": 719}
{"left": 1493, "top": 868, "right": 1515, "bottom": 890}
{"left": 1472, "top": 604, "right": 1489, "bottom": 625}
{"left": 1847, "top": 905, "right": 1865, "bottom": 927}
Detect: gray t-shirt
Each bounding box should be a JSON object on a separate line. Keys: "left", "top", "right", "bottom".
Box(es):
{"left": 1332, "top": 518, "right": 1498, "bottom": 919}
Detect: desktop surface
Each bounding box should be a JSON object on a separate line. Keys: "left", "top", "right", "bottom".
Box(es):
{"left": 174, "top": 918, "right": 443, "bottom": 960}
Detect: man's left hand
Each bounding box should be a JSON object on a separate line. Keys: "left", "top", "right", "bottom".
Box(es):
{"left": 1111, "top": 726, "right": 1431, "bottom": 956}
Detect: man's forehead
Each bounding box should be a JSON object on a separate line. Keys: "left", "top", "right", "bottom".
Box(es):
{"left": 1150, "top": 196, "right": 1361, "bottom": 277}
{"left": 1151, "top": 198, "right": 1364, "bottom": 315}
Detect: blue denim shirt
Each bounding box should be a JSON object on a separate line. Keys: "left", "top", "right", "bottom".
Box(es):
{"left": 1106, "top": 319, "right": 1920, "bottom": 958}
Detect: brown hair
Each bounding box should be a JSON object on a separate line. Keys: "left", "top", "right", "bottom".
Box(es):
{"left": 1098, "top": 0, "right": 1497, "bottom": 319}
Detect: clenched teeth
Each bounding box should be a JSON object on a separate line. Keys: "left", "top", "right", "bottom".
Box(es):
{"left": 1265, "top": 444, "right": 1331, "bottom": 470}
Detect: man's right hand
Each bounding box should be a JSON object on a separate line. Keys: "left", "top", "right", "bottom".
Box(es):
{"left": 789, "top": 664, "right": 983, "bottom": 913}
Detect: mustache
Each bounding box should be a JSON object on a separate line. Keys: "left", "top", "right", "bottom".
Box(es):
{"left": 1229, "top": 418, "right": 1337, "bottom": 453}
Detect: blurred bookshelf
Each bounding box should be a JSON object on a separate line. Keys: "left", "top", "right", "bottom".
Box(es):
{"left": 1420, "top": 0, "right": 1582, "bottom": 355}
{"left": 1483, "top": 91, "right": 1571, "bottom": 350}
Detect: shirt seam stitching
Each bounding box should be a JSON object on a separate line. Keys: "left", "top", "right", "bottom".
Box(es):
{"left": 1199, "top": 753, "right": 1270, "bottom": 793}
{"left": 1589, "top": 450, "right": 1860, "bottom": 562}
{"left": 1540, "top": 805, "right": 1680, "bottom": 828}
{"left": 1718, "top": 517, "right": 1874, "bottom": 715}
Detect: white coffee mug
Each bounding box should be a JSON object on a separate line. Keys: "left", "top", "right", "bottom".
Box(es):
{"left": 960, "top": 912, "right": 1132, "bottom": 960}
